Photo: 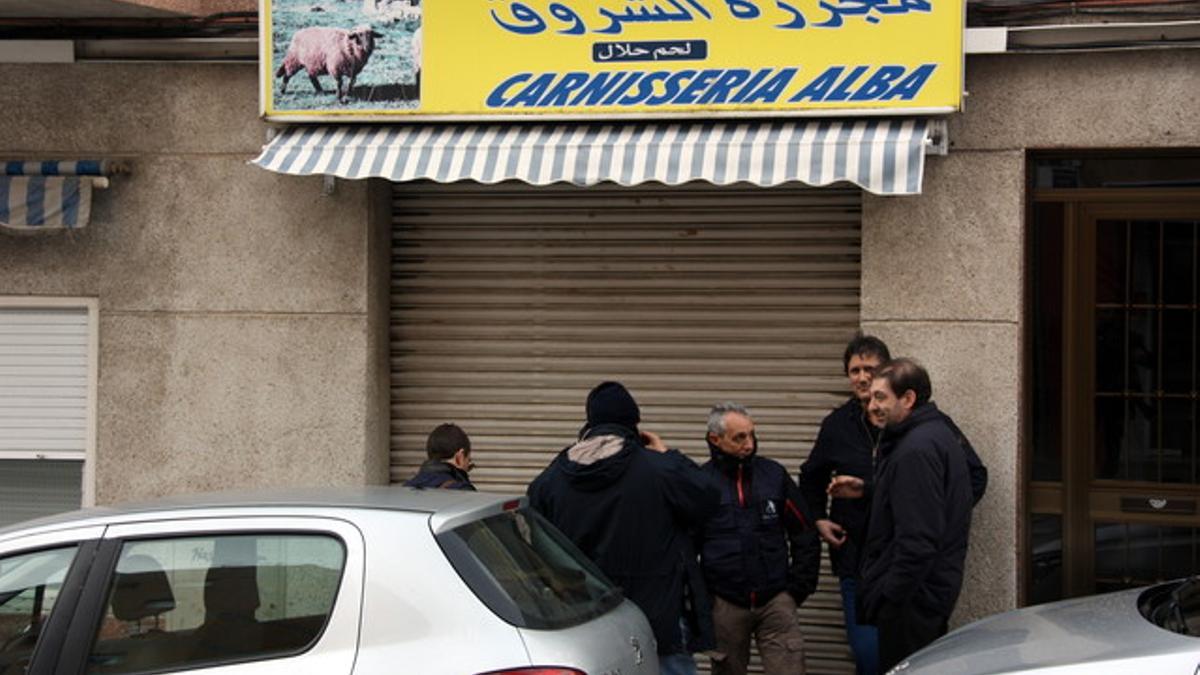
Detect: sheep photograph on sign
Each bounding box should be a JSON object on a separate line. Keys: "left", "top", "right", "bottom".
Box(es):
{"left": 259, "top": 0, "right": 962, "bottom": 122}
{"left": 263, "top": 0, "right": 422, "bottom": 114}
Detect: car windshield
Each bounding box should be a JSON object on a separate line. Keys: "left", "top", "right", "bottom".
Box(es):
{"left": 438, "top": 507, "right": 623, "bottom": 630}
{"left": 1140, "top": 576, "right": 1200, "bottom": 636}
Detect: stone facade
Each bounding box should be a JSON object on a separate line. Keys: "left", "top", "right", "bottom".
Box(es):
{"left": 0, "top": 63, "right": 390, "bottom": 503}
{"left": 860, "top": 49, "right": 1200, "bottom": 622}
{"left": 4, "top": 46, "right": 1198, "bottom": 624}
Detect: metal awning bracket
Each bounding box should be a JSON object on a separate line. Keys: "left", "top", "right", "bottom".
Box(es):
{"left": 925, "top": 119, "right": 949, "bottom": 156}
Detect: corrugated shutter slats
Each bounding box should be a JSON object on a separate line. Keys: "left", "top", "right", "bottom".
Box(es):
{"left": 0, "top": 308, "right": 89, "bottom": 457}
{"left": 390, "top": 181, "right": 858, "bottom": 674}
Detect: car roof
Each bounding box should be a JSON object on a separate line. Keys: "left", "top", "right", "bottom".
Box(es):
{"left": 0, "top": 486, "right": 525, "bottom": 539}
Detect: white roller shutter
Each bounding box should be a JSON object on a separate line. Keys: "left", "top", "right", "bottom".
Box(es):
{"left": 0, "top": 302, "right": 93, "bottom": 527}
{"left": 390, "top": 180, "right": 859, "bottom": 674}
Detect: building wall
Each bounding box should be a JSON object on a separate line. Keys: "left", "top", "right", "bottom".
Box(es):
{"left": 0, "top": 63, "right": 390, "bottom": 504}
{"left": 861, "top": 49, "right": 1200, "bottom": 624}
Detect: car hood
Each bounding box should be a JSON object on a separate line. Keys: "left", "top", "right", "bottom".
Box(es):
{"left": 898, "top": 587, "right": 1199, "bottom": 674}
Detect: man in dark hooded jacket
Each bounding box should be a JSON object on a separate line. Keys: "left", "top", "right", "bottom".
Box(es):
{"left": 528, "top": 382, "right": 721, "bottom": 675}
{"left": 698, "top": 402, "right": 820, "bottom": 675}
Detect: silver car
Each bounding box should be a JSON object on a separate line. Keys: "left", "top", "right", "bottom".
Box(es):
{"left": 0, "top": 487, "right": 659, "bottom": 675}
{"left": 893, "top": 577, "right": 1200, "bottom": 673}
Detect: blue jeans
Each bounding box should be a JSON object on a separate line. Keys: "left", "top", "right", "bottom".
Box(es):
{"left": 840, "top": 577, "right": 880, "bottom": 675}
{"left": 659, "top": 617, "right": 698, "bottom": 675}
{"left": 659, "top": 652, "right": 698, "bottom": 675}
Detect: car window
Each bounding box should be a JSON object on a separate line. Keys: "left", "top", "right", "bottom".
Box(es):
{"left": 86, "top": 533, "right": 346, "bottom": 674}
{"left": 438, "top": 508, "right": 622, "bottom": 630}
{"left": 1142, "top": 577, "right": 1200, "bottom": 637}
{"left": 0, "top": 546, "right": 78, "bottom": 675}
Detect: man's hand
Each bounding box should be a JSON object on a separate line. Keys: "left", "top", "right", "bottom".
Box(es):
{"left": 816, "top": 518, "right": 847, "bottom": 547}
{"left": 827, "top": 475, "right": 865, "bottom": 499}
{"left": 640, "top": 430, "right": 668, "bottom": 453}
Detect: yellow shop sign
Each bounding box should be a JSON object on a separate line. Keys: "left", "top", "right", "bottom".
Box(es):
{"left": 260, "top": 0, "right": 963, "bottom": 121}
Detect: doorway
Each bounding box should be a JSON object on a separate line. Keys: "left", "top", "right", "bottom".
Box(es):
{"left": 1028, "top": 155, "right": 1200, "bottom": 603}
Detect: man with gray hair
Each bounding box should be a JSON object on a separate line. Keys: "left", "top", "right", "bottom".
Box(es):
{"left": 697, "top": 402, "right": 820, "bottom": 675}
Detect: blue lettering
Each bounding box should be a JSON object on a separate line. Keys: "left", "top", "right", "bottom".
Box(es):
{"left": 486, "top": 73, "right": 531, "bottom": 107}
{"left": 741, "top": 67, "right": 796, "bottom": 103}
{"left": 730, "top": 68, "right": 774, "bottom": 103}
{"left": 880, "top": 64, "right": 936, "bottom": 101}
{"left": 675, "top": 69, "right": 723, "bottom": 105}
{"left": 619, "top": 71, "right": 669, "bottom": 106}
{"left": 647, "top": 70, "right": 695, "bottom": 106}
{"left": 788, "top": 66, "right": 840, "bottom": 102}
{"left": 540, "top": 72, "right": 591, "bottom": 107}
{"left": 507, "top": 73, "right": 557, "bottom": 107}
{"left": 697, "top": 69, "right": 751, "bottom": 105}
{"left": 570, "top": 71, "right": 633, "bottom": 106}
{"left": 849, "top": 65, "right": 906, "bottom": 101}
{"left": 825, "top": 65, "right": 868, "bottom": 101}
{"left": 602, "top": 72, "right": 644, "bottom": 106}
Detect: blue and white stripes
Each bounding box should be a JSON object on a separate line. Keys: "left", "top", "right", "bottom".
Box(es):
{"left": 253, "top": 119, "right": 934, "bottom": 195}
{"left": 0, "top": 160, "right": 110, "bottom": 232}
{"left": 0, "top": 177, "right": 92, "bottom": 232}
{"left": 4, "top": 160, "right": 112, "bottom": 177}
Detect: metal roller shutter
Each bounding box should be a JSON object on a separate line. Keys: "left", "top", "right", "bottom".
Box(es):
{"left": 390, "top": 180, "right": 859, "bottom": 674}
{"left": 0, "top": 304, "right": 91, "bottom": 527}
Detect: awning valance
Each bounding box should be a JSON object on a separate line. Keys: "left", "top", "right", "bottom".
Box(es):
{"left": 253, "top": 119, "right": 943, "bottom": 196}
{"left": 1, "top": 177, "right": 92, "bottom": 232}
{"left": 0, "top": 160, "right": 117, "bottom": 233}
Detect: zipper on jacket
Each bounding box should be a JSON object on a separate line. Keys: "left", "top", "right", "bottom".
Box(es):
{"left": 860, "top": 412, "right": 884, "bottom": 471}
{"left": 750, "top": 590, "right": 757, "bottom": 609}
{"left": 736, "top": 464, "right": 746, "bottom": 507}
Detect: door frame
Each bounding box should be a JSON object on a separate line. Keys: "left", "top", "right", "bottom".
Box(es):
{"left": 1025, "top": 188, "right": 1200, "bottom": 601}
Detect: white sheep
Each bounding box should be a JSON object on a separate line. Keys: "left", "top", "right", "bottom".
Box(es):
{"left": 363, "top": 0, "right": 421, "bottom": 23}
{"left": 276, "top": 25, "right": 383, "bottom": 103}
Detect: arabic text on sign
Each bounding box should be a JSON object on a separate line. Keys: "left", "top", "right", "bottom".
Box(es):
{"left": 488, "top": 0, "right": 932, "bottom": 35}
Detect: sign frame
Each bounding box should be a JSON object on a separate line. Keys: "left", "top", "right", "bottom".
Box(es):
{"left": 260, "top": 0, "right": 965, "bottom": 123}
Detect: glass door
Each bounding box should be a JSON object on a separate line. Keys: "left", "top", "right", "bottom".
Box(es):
{"left": 1029, "top": 197, "right": 1200, "bottom": 602}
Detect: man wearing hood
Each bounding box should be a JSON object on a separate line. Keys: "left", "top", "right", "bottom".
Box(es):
{"left": 829, "top": 359, "right": 974, "bottom": 672}
{"left": 698, "top": 402, "right": 820, "bottom": 675}
{"left": 528, "top": 381, "right": 721, "bottom": 675}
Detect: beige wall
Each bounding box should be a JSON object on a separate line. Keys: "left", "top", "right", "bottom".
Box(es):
{"left": 0, "top": 63, "right": 389, "bottom": 503}
{"left": 861, "top": 48, "right": 1200, "bottom": 624}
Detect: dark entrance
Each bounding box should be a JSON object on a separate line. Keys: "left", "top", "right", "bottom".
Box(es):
{"left": 1027, "top": 154, "right": 1200, "bottom": 603}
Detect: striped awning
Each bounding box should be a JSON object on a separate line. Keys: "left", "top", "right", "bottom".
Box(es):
{"left": 253, "top": 119, "right": 942, "bottom": 196}
{"left": 1, "top": 161, "right": 113, "bottom": 233}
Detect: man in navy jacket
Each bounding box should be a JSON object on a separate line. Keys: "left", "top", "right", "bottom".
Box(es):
{"left": 528, "top": 382, "right": 721, "bottom": 675}
{"left": 698, "top": 402, "right": 820, "bottom": 675}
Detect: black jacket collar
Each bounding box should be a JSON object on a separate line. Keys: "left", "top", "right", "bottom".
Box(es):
{"left": 417, "top": 459, "right": 471, "bottom": 484}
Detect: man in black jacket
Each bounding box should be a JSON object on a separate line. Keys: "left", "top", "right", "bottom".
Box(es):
{"left": 797, "top": 333, "right": 888, "bottom": 674}
{"left": 403, "top": 423, "right": 476, "bottom": 490}
{"left": 528, "top": 382, "right": 721, "bottom": 675}
{"left": 698, "top": 402, "right": 819, "bottom": 675}
{"left": 829, "top": 359, "right": 975, "bottom": 672}
{"left": 799, "top": 334, "right": 987, "bottom": 674}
